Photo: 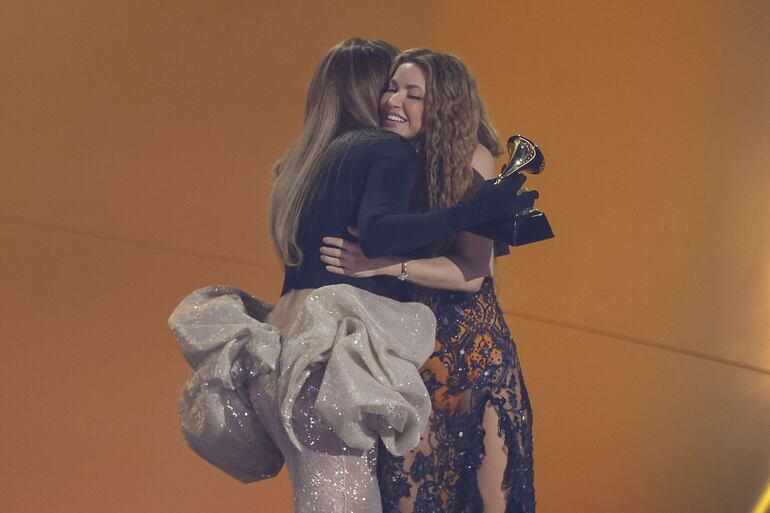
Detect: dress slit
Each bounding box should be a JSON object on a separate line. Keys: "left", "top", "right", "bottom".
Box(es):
{"left": 378, "top": 278, "right": 536, "bottom": 513}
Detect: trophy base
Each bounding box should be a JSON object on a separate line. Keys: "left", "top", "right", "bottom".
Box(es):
{"left": 469, "top": 210, "right": 554, "bottom": 247}
{"left": 513, "top": 210, "right": 554, "bottom": 246}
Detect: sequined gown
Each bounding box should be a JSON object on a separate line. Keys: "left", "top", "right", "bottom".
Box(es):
{"left": 169, "top": 284, "right": 437, "bottom": 513}
{"left": 378, "top": 277, "right": 536, "bottom": 513}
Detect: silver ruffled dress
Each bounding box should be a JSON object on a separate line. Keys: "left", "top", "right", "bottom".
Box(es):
{"left": 168, "top": 284, "right": 436, "bottom": 513}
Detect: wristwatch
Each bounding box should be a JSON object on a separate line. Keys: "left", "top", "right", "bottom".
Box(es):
{"left": 397, "top": 261, "right": 409, "bottom": 282}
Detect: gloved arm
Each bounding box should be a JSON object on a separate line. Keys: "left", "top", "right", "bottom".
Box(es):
{"left": 357, "top": 150, "right": 537, "bottom": 258}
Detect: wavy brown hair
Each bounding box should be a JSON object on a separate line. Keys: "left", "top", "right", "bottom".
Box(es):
{"left": 268, "top": 38, "right": 398, "bottom": 266}
{"left": 392, "top": 49, "right": 503, "bottom": 254}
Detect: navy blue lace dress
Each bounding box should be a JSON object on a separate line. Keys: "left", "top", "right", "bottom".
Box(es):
{"left": 378, "top": 277, "right": 536, "bottom": 513}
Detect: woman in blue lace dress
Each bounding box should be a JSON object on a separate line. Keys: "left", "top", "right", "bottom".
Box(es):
{"left": 320, "top": 49, "right": 536, "bottom": 513}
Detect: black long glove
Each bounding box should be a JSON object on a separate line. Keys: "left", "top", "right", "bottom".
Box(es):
{"left": 465, "top": 172, "right": 553, "bottom": 246}
{"left": 460, "top": 174, "right": 539, "bottom": 225}
{"left": 358, "top": 169, "right": 538, "bottom": 258}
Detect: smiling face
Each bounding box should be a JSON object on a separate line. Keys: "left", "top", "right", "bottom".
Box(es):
{"left": 379, "top": 62, "right": 426, "bottom": 140}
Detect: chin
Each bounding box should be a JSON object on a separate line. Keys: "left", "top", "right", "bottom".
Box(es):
{"left": 387, "top": 125, "right": 410, "bottom": 138}
{"left": 381, "top": 125, "right": 400, "bottom": 135}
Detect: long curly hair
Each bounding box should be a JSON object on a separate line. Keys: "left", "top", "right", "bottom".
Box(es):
{"left": 391, "top": 49, "right": 503, "bottom": 256}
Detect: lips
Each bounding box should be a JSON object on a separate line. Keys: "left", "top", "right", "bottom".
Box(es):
{"left": 382, "top": 112, "right": 407, "bottom": 131}
{"left": 385, "top": 114, "right": 406, "bottom": 123}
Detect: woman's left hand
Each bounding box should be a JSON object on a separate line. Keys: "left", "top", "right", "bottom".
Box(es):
{"left": 321, "top": 227, "right": 400, "bottom": 278}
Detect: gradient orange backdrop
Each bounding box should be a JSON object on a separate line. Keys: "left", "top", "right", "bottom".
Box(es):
{"left": 1, "top": 1, "right": 769, "bottom": 512}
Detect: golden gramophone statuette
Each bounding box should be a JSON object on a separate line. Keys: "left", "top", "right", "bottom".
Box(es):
{"left": 471, "top": 135, "right": 554, "bottom": 247}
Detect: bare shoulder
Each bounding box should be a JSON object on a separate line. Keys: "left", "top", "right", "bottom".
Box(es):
{"left": 470, "top": 144, "right": 496, "bottom": 180}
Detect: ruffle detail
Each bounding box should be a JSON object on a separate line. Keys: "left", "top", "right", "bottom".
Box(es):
{"left": 278, "top": 284, "right": 436, "bottom": 456}
{"left": 168, "top": 283, "right": 437, "bottom": 484}
{"left": 168, "top": 285, "right": 283, "bottom": 483}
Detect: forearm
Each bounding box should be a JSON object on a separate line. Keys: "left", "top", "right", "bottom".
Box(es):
{"left": 384, "top": 253, "right": 489, "bottom": 293}
{"left": 358, "top": 206, "right": 473, "bottom": 258}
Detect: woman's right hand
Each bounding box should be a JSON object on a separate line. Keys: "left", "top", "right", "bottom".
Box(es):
{"left": 462, "top": 173, "right": 539, "bottom": 222}
{"left": 321, "top": 230, "right": 401, "bottom": 278}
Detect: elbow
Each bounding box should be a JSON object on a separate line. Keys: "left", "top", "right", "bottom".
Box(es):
{"left": 462, "top": 277, "right": 486, "bottom": 293}
{"left": 455, "top": 258, "right": 490, "bottom": 293}
{"left": 453, "top": 258, "right": 489, "bottom": 292}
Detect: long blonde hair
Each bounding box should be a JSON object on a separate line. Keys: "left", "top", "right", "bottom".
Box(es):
{"left": 268, "top": 39, "right": 398, "bottom": 266}
{"left": 392, "top": 49, "right": 503, "bottom": 252}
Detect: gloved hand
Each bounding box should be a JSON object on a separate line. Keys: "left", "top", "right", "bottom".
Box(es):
{"left": 461, "top": 174, "right": 540, "bottom": 224}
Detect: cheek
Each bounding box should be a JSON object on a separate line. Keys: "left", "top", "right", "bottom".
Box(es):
{"left": 412, "top": 105, "right": 425, "bottom": 130}
{"left": 379, "top": 93, "right": 391, "bottom": 110}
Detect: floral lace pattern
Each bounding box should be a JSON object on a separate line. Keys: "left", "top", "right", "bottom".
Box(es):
{"left": 378, "top": 278, "right": 535, "bottom": 513}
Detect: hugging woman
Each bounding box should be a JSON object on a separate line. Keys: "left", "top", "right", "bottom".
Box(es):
{"left": 168, "top": 39, "right": 534, "bottom": 513}
{"left": 321, "top": 49, "right": 537, "bottom": 513}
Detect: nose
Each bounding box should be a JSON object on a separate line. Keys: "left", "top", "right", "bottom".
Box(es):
{"left": 385, "top": 90, "right": 403, "bottom": 108}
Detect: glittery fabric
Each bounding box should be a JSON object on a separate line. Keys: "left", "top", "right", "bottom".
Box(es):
{"left": 169, "top": 284, "right": 437, "bottom": 512}
{"left": 168, "top": 286, "right": 284, "bottom": 483}
{"left": 378, "top": 277, "right": 536, "bottom": 513}
{"left": 277, "top": 284, "right": 436, "bottom": 456}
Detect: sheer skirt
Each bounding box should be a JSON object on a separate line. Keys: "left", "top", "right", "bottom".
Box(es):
{"left": 378, "top": 278, "right": 535, "bottom": 513}
{"left": 250, "top": 367, "right": 381, "bottom": 513}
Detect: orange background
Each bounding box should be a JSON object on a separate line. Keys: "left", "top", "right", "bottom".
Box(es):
{"left": 2, "top": 1, "right": 769, "bottom": 512}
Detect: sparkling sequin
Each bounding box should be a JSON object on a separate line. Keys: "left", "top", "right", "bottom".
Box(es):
{"left": 378, "top": 277, "right": 536, "bottom": 512}
{"left": 170, "top": 283, "right": 438, "bottom": 512}
{"left": 169, "top": 285, "right": 283, "bottom": 484}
